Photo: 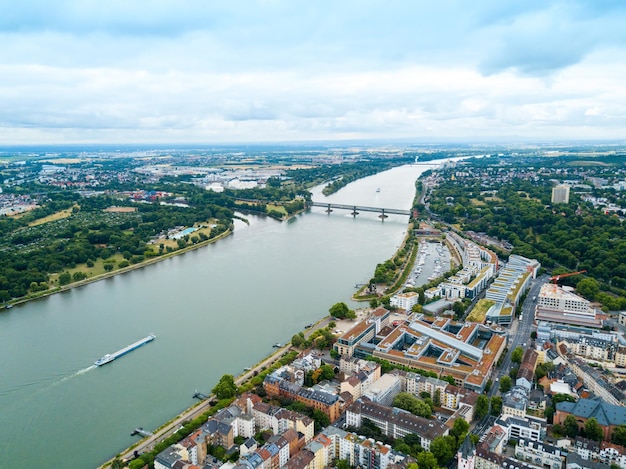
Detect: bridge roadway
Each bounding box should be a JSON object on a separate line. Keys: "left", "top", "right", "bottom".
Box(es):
{"left": 309, "top": 201, "right": 411, "bottom": 216}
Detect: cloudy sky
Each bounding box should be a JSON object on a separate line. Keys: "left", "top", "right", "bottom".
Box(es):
{"left": 2, "top": 0, "right": 626, "bottom": 144}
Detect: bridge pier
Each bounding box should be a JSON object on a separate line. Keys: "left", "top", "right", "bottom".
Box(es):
{"left": 379, "top": 208, "right": 388, "bottom": 220}
{"left": 351, "top": 206, "right": 359, "bottom": 216}
{"left": 325, "top": 203, "right": 333, "bottom": 213}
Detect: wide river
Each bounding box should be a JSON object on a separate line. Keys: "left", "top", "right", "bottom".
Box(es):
{"left": 0, "top": 162, "right": 439, "bottom": 468}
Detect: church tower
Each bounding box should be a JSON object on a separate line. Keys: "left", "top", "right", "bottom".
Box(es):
{"left": 457, "top": 434, "right": 476, "bottom": 469}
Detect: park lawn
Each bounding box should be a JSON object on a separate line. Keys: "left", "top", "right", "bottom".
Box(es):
{"left": 28, "top": 205, "right": 78, "bottom": 227}
{"left": 266, "top": 204, "right": 287, "bottom": 215}
{"left": 48, "top": 253, "right": 127, "bottom": 286}
{"left": 565, "top": 160, "right": 610, "bottom": 167}
{"left": 470, "top": 198, "right": 487, "bottom": 207}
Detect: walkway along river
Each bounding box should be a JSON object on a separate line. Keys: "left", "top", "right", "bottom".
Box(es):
{"left": 0, "top": 162, "right": 439, "bottom": 468}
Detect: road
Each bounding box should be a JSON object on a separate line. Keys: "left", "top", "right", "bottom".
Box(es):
{"left": 488, "top": 274, "right": 549, "bottom": 398}
{"left": 107, "top": 316, "right": 340, "bottom": 467}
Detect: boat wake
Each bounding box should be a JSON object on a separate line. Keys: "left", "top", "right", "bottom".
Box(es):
{"left": 38, "top": 365, "right": 97, "bottom": 391}
{"left": 0, "top": 365, "right": 96, "bottom": 398}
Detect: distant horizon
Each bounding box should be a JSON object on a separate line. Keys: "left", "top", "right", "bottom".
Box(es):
{"left": 2, "top": 137, "right": 626, "bottom": 153}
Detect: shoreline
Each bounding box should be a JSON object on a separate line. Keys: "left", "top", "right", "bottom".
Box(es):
{"left": 1, "top": 227, "right": 234, "bottom": 312}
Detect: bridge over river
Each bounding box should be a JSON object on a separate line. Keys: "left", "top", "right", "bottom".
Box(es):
{"left": 309, "top": 201, "right": 411, "bottom": 217}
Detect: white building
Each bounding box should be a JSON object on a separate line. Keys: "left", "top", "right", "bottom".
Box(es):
{"left": 363, "top": 374, "right": 402, "bottom": 407}
{"left": 552, "top": 184, "right": 571, "bottom": 204}
{"left": 535, "top": 283, "right": 601, "bottom": 328}
{"left": 390, "top": 292, "right": 419, "bottom": 311}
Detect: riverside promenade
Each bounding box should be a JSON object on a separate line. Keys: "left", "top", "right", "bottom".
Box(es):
{"left": 106, "top": 344, "right": 290, "bottom": 466}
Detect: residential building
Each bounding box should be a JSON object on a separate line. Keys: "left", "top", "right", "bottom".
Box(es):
{"left": 390, "top": 292, "right": 419, "bottom": 311}
{"left": 502, "top": 386, "right": 529, "bottom": 418}
{"left": 345, "top": 399, "right": 449, "bottom": 451}
{"left": 515, "top": 439, "right": 563, "bottom": 469}
{"left": 484, "top": 254, "right": 539, "bottom": 326}
{"left": 495, "top": 414, "right": 546, "bottom": 442}
{"left": 264, "top": 372, "right": 341, "bottom": 423}
{"left": 552, "top": 184, "right": 571, "bottom": 204}
{"left": 363, "top": 374, "right": 402, "bottom": 406}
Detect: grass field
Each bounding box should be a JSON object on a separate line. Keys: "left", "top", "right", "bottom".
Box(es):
{"left": 28, "top": 206, "right": 77, "bottom": 227}
{"left": 266, "top": 204, "right": 287, "bottom": 215}
{"left": 48, "top": 253, "right": 127, "bottom": 285}
{"left": 466, "top": 299, "right": 495, "bottom": 323}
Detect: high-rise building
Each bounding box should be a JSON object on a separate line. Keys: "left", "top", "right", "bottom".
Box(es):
{"left": 551, "top": 184, "right": 570, "bottom": 204}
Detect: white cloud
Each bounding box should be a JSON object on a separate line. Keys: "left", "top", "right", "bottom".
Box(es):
{"left": 1, "top": 1, "right": 626, "bottom": 143}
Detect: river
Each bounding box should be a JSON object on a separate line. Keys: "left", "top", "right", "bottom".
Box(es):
{"left": 0, "top": 162, "right": 439, "bottom": 468}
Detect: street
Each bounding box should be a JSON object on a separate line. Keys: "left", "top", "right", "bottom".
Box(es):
{"left": 488, "top": 274, "right": 549, "bottom": 398}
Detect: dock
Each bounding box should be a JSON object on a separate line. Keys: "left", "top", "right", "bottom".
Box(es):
{"left": 131, "top": 427, "right": 153, "bottom": 437}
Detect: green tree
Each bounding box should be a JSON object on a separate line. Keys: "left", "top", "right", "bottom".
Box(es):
{"left": 212, "top": 374, "right": 237, "bottom": 400}
{"left": 291, "top": 333, "right": 305, "bottom": 348}
{"left": 59, "top": 272, "right": 71, "bottom": 285}
{"left": 336, "top": 460, "right": 351, "bottom": 469}
{"left": 329, "top": 302, "right": 349, "bottom": 319}
{"left": 564, "top": 415, "right": 579, "bottom": 438}
{"left": 490, "top": 396, "right": 503, "bottom": 416}
{"left": 511, "top": 346, "right": 524, "bottom": 364}
{"left": 418, "top": 288, "right": 426, "bottom": 305}
{"left": 612, "top": 424, "right": 626, "bottom": 446}
{"left": 433, "top": 389, "right": 441, "bottom": 407}
{"left": 450, "top": 418, "right": 469, "bottom": 445}
{"left": 319, "top": 364, "right": 336, "bottom": 381}
{"left": 312, "top": 409, "right": 330, "bottom": 431}
{"left": 576, "top": 277, "right": 600, "bottom": 301}
{"left": 416, "top": 451, "right": 438, "bottom": 469}
{"left": 430, "top": 435, "right": 456, "bottom": 466}
{"left": 103, "top": 262, "right": 114, "bottom": 272}
{"left": 585, "top": 417, "right": 604, "bottom": 442}
{"left": 393, "top": 392, "right": 432, "bottom": 418}
{"left": 475, "top": 395, "right": 489, "bottom": 420}
{"left": 499, "top": 376, "right": 512, "bottom": 393}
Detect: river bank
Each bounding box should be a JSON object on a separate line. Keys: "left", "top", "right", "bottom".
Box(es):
{"left": 1, "top": 227, "right": 234, "bottom": 312}
{"left": 0, "top": 163, "right": 429, "bottom": 469}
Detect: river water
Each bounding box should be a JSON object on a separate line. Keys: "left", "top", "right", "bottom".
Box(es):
{"left": 0, "top": 162, "right": 439, "bottom": 468}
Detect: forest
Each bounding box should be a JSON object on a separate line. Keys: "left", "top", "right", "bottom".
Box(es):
{"left": 427, "top": 157, "right": 626, "bottom": 310}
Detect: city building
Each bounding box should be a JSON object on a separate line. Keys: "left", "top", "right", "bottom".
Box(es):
{"left": 515, "top": 439, "right": 563, "bottom": 469}
{"left": 362, "top": 374, "right": 402, "bottom": 407}
{"left": 372, "top": 315, "right": 507, "bottom": 392}
{"left": 335, "top": 307, "right": 390, "bottom": 358}
{"left": 264, "top": 371, "right": 341, "bottom": 423}
{"left": 495, "top": 414, "right": 546, "bottom": 442}
{"left": 552, "top": 184, "right": 571, "bottom": 204}
{"left": 345, "top": 399, "right": 449, "bottom": 451}
{"left": 484, "top": 254, "right": 539, "bottom": 326}
{"left": 390, "top": 292, "right": 419, "bottom": 311}
{"left": 534, "top": 283, "right": 602, "bottom": 328}
{"left": 555, "top": 398, "right": 626, "bottom": 442}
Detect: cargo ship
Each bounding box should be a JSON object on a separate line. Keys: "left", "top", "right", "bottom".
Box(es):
{"left": 94, "top": 334, "right": 156, "bottom": 366}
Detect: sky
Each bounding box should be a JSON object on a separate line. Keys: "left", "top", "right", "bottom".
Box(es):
{"left": 1, "top": 0, "right": 626, "bottom": 144}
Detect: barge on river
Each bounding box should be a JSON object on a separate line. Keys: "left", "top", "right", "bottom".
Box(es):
{"left": 95, "top": 334, "right": 156, "bottom": 366}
